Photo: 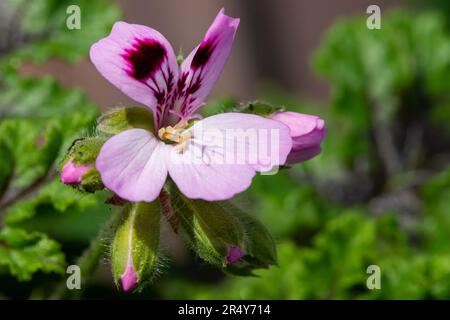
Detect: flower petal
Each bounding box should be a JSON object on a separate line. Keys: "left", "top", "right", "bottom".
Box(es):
{"left": 270, "top": 111, "right": 326, "bottom": 164}
{"left": 286, "top": 145, "right": 322, "bottom": 165}
{"left": 90, "top": 22, "right": 179, "bottom": 128}
{"left": 166, "top": 113, "right": 292, "bottom": 200}
{"left": 271, "top": 112, "right": 326, "bottom": 150}
{"left": 193, "top": 113, "right": 293, "bottom": 172}
{"left": 176, "top": 9, "right": 239, "bottom": 118}
{"left": 167, "top": 150, "right": 255, "bottom": 201}
{"left": 96, "top": 129, "right": 168, "bottom": 202}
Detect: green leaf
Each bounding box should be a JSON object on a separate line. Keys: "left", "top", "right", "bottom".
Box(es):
{"left": 0, "top": 140, "right": 14, "bottom": 195}
{"left": 5, "top": 0, "right": 121, "bottom": 63}
{"left": 4, "top": 179, "right": 106, "bottom": 225}
{"left": 0, "top": 0, "right": 122, "bottom": 286}
{"left": 0, "top": 119, "right": 63, "bottom": 189}
{"left": 0, "top": 227, "right": 65, "bottom": 281}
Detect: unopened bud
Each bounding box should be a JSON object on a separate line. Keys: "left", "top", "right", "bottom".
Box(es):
{"left": 60, "top": 137, "right": 106, "bottom": 192}
{"left": 111, "top": 202, "right": 161, "bottom": 293}
{"left": 60, "top": 159, "right": 91, "bottom": 185}
{"left": 170, "top": 188, "right": 246, "bottom": 267}
{"left": 270, "top": 111, "right": 326, "bottom": 165}
{"left": 227, "top": 246, "right": 245, "bottom": 264}
{"left": 224, "top": 203, "right": 278, "bottom": 276}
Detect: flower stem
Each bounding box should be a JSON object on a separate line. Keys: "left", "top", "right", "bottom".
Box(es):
{"left": 159, "top": 188, "right": 179, "bottom": 234}
{"left": 51, "top": 208, "right": 123, "bottom": 300}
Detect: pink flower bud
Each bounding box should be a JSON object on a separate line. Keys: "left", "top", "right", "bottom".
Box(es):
{"left": 226, "top": 246, "right": 245, "bottom": 264}
{"left": 271, "top": 112, "right": 326, "bottom": 165}
{"left": 120, "top": 257, "right": 138, "bottom": 293}
{"left": 60, "top": 159, "right": 91, "bottom": 185}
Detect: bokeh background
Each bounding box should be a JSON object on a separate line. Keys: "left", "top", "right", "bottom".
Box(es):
{"left": 0, "top": 0, "right": 449, "bottom": 299}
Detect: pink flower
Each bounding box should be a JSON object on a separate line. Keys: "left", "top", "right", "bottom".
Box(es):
{"left": 60, "top": 159, "right": 91, "bottom": 185}
{"left": 90, "top": 9, "right": 293, "bottom": 202}
{"left": 270, "top": 112, "right": 326, "bottom": 165}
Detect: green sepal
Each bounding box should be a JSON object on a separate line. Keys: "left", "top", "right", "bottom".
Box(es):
{"left": 111, "top": 201, "right": 161, "bottom": 292}
{"left": 97, "top": 106, "right": 154, "bottom": 135}
{"left": 63, "top": 136, "right": 107, "bottom": 167}
{"left": 170, "top": 187, "right": 245, "bottom": 267}
{"left": 226, "top": 202, "right": 278, "bottom": 267}
{"left": 60, "top": 136, "right": 106, "bottom": 193}
{"left": 234, "top": 101, "right": 284, "bottom": 117}
{"left": 78, "top": 169, "right": 103, "bottom": 193}
{"left": 220, "top": 202, "right": 278, "bottom": 276}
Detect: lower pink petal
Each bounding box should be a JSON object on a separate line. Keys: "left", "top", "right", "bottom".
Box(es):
{"left": 96, "top": 129, "right": 168, "bottom": 202}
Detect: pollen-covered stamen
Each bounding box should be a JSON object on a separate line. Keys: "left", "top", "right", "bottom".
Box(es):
{"left": 158, "top": 121, "right": 192, "bottom": 152}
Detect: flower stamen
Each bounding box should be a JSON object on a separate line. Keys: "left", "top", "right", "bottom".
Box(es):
{"left": 158, "top": 121, "right": 192, "bottom": 152}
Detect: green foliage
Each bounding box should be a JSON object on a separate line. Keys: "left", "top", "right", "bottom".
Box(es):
{"left": 6, "top": 0, "right": 120, "bottom": 63}
{"left": 0, "top": 0, "right": 120, "bottom": 290}
{"left": 0, "top": 227, "right": 65, "bottom": 281}
{"left": 312, "top": 10, "right": 450, "bottom": 169}
{"left": 162, "top": 212, "right": 448, "bottom": 300}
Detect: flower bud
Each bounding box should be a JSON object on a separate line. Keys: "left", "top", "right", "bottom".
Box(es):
{"left": 227, "top": 246, "right": 245, "bottom": 264}
{"left": 270, "top": 111, "right": 326, "bottom": 165}
{"left": 170, "top": 188, "right": 246, "bottom": 267}
{"left": 60, "top": 137, "right": 106, "bottom": 192}
{"left": 111, "top": 202, "right": 161, "bottom": 293}
{"left": 223, "top": 202, "right": 278, "bottom": 276}
{"left": 60, "top": 159, "right": 91, "bottom": 185}
{"left": 169, "top": 184, "right": 278, "bottom": 274}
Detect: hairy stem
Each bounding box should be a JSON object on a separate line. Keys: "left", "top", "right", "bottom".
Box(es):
{"left": 50, "top": 208, "right": 123, "bottom": 300}
{"left": 159, "top": 188, "right": 179, "bottom": 234}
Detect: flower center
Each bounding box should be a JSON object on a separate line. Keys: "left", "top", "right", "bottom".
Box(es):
{"left": 158, "top": 121, "right": 192, "bottom": 152}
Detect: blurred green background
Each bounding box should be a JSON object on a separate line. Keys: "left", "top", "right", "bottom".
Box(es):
{"left": 0, "top": 0, "right": 449, "bottom": 299}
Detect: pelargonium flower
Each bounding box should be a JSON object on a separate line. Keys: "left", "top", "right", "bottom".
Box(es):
{"left": 90, "top": 9, "right": 293, "bottom": 202}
